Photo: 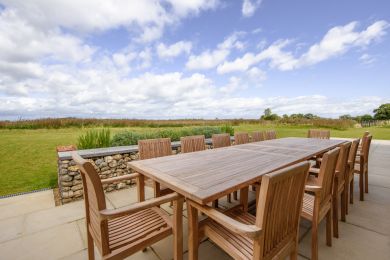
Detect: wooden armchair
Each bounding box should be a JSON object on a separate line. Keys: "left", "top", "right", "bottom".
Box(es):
{"left": 354, "top": 134, "right": 373, "bottom": 201}
{"left": 180, "top": 135, "right": 206, "bottom": 153}
{"left": 358, "top": 131, "right": 369, "bottom": 152}
{"left": 331, "top": 142, "right": 351, "bottom": 237}
{"left": 138, "top": 138, "right": 173, "bottom": 198}
{"left": 264, "top": 130, "right": 276, "bottom": 140}
{"left": 212, "top": 133, "right": 231, "bottom": 148}
{"left": 71, "top": 152, "right": 184, "bottom": 260}
{"left": 187, "top": 161, "right": 310, "bottom": 260}
{"left": 234, "top": 132, "right": 250, "bottom": 145}
{"left": 251, "top": 131, "right": 265, "bottom": 142}
{"left": 346, "top": 139, "right": 360, "bottom": 213}
{"left": 301, "top": 147, "right": 340, "bottom": 260}
{"left": 307, "top": 129, "right": 330, "bottom": 139}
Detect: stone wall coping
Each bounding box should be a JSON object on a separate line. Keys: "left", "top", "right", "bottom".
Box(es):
{"left": 58, "top": 136, "right": 234, "bottom": 160}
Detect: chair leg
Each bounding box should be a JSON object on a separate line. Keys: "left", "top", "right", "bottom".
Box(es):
{"left": 212, "top": 199, "right": 218, "bottom": 208}
{"left": 359, "top": 172, "right": 364, "bottom": 201}
{"left": 365, "top": 168, "right": 369, "bottom": 193}
{"left": 350, "top": 179, "right": 354, "bottom": 204}
{"left": 233, "top": 191, "right": 238, "bottom": 200}
{"left": 345, "top": 184, "right": 350, "bottom": 215}
{"left": 154, "top": 181, "right": 161, "bottom": 198}
{"left": 227, "top": 194, "right": 231, "bottom": 203}
{"left": 326, "top": 209, "right": 332, "bottom": 247}
{"left": 332, "top": 193, "right": 339, "bottom": 238}
{"left": 87, "top": 229, "right": 95, "bottom": 260}
{"left": 290, "top": 247, "right": 298, "bottom": 260}
{"left": 341, "top": 190, "right": 346, "bottom": 222}
{"left": 311, "top": 218, "right": 319, "bottom": 260}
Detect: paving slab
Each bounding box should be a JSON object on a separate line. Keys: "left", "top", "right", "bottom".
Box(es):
{"left": 0, "top": 214, "right": 24, "bottom": 243}
{"left": 0, "top": 222, "right": 84, "bottom": 260}
{"left": 346, "top": 188, "right": 390, "bottom": 236}
{"left": 0, "top": 190, "right": 55, "bottom": 220}
{"left": 105, "top": 186, "right": 154, "bottom": 208}
{"left": 60, "top": 247, "right": 161, "bottom": 260}
{"left": 183, "top": 240, "right": 232, "bottom": 260}
{"left": 24, "top": 200, "right": 85, "bottom": 235}
{"left": 299, "top": 221, "right": 390, "bottom": 260}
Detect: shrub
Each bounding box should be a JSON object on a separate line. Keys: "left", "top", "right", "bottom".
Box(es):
{"left": 111, "top": 126, "right": 222, "bottom": 146}
{"left": 220, "top": 124, "right": 234, "bottom": 135}
{"left": 77, "top": 128, "right": 111, "bottom": 149}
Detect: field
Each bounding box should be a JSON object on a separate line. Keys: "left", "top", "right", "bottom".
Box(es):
{"left": 0, "top": 125, "right": 389, "bottom": 196}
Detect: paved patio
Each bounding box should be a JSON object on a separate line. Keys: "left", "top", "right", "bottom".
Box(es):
{"left": 1, "top": 139, "right": 389, "bottom": 260}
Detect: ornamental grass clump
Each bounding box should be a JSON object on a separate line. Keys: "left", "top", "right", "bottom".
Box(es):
{"left": 77, "top": 128, "right": 111, "bottom": 149}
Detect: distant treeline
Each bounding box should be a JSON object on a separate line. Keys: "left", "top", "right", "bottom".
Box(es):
{"left": 0, "top": 117, "right": 357, "bottom": 130}
{"left": 0, "top": 117, "right": 259, "bottom": 129}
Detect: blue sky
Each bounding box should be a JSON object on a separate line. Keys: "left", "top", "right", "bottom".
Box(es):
{"left": 0, "top": 0, "right": 389, "bottom": 119}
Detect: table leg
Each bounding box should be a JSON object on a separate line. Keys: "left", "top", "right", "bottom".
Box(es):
{"left": 173, "top": 197, "right": 184, "bottom": 260}
{"left": 240, "top": 186, "right": 249, "bottom": 212}
{"left": 187, "top": 200, "right": 199, "bottom": 260}
{"left": 137, "top": 174, "right": 145, "bottom": 202}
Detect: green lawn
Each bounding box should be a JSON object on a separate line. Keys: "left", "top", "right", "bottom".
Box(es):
{"left": 0, "top": 125, "right": 389, "bottom": 196}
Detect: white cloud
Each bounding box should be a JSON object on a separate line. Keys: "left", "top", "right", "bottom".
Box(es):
{"left": 359, "top": 53, "right": 376, "bottom": 65}
{"left": 0, "top": 0, "right": 219, "bottom": 43}
{"left": 218, "top": 20, "right": 389, "bottom": 73}
{"left": 242, "top": 0, "right": 263, "bottom": 17}
{"left": 157, "top": 41, "right": 192, "bottom": 58}
{"left": 0, "top": 9, "right": 94, "bottom": 64}
{"left": 186, "top": 33, "right": 244, "bottom": 70}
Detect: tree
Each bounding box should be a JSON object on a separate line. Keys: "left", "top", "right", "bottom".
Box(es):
{"left": 304, "top": 113, "right": 316, "bottom": 119}
{"left": 339, "top": 114, "right": 352, "bottom": 120}
{"left": 260, "top": 108, "right": 280, "bottom": 121}
{"left": 264, "top": 108, "right": 272, "bottom": 117}
{"left": 360, "top": 114, "right": 373, "bottom": 122}
{"left": 373, "top": 103, "right": 390, "bottom": 120}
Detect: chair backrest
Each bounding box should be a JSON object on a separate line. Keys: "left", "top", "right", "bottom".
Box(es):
{"left": 180, "top": 135, "right": 206, "bottom": 153}
{"left": 255, "top": 161, "right": 310, "bottom": 259}
{"left": 264, "top": 130, "right": 276, "bottom": 140}
{"left": 317, "top": 147, "right": 340, "bottom": 204}
{"left": 252, "top": 131, "right": 265, "bottom": 142}
{"left": 307, "top": 129, "right": 330, "bottom": 139}
{"left": 71, "top": 152, "right": 109, "bottom": 255}
{"left": 348, "top": 138, "right": 360, "bottom": 176}
{"left": 361, "top": 135, "right": 373, "bottom": 163}
{"left": 138, "top": 138, "right": 172, "bottom": 160}
{"left": 234, "top": 132, "right": 250, "bottom": 145}
{"left": 336, "top": 142, "right": 351, "bottom": 185}
{"left": 212, "top": 133, "right": 231, "bottom": 148}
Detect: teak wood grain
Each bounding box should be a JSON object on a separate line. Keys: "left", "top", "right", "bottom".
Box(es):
{"left": 129, "top": 138, "right": 346, "bottom": 205}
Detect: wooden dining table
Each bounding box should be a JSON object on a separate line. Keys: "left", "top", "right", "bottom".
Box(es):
{"left": 128, "top": 137, "right": 346, "bottom": 259}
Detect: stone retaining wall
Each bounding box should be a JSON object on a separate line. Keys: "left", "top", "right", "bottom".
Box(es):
{"left": 57, "top": 139, "right": 218, "bottom": 204}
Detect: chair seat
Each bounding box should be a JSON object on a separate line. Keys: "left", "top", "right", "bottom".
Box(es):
{"left": 108, "top": 207, "right": 172, "bottom": 251}
{"left": 301, "top": 193, "right": 315, "bottom": 220}
{"left": 309, "top": 167, "right": 320, "bottom": 176}
{"left": 200, "top": 207, "right": 256, "bottom": 260}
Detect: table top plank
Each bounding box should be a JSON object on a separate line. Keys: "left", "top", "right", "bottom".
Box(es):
{"left": 129, "top": 137, "right": 346, "bottom": 204}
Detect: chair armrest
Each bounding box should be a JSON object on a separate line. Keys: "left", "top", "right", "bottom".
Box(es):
{"left": 305, "top": 185, "right": 322, "bottom": 193}
{"left": 101, "top": 173, "right": 140, "bottom": 185}
{"left": 100, "top": 192, "right": 182, "bottom": 220}
{"left": 187, "top": 201, "right": 262, "bottom": 239}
